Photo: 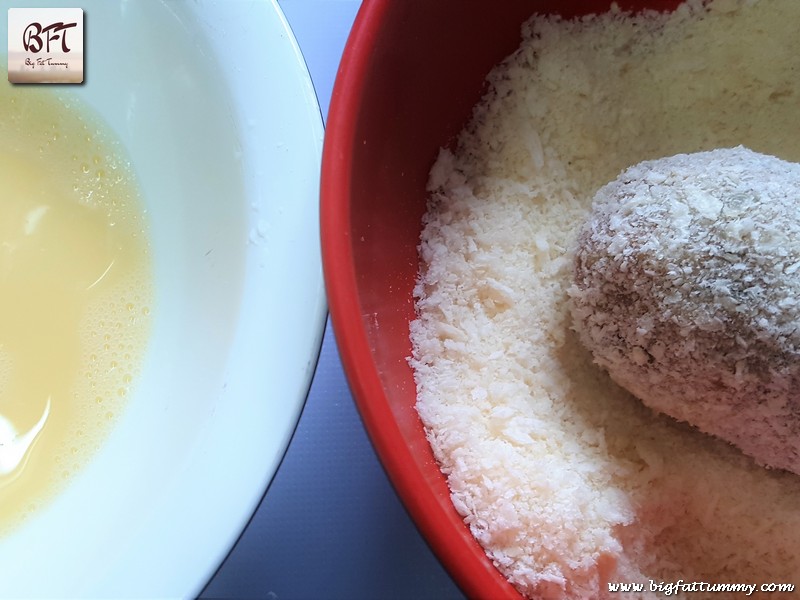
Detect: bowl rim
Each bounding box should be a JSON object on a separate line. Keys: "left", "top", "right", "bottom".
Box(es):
{"left": 320, "top": 2, "right": 521, "bottom": 598}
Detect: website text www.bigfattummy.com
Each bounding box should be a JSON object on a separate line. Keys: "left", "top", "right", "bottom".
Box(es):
{"left": 608, "top": 580, "right": 795, "bottom": 595}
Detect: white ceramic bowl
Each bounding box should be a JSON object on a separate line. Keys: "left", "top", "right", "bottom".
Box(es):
{"left": 0, "top": 1, "right": 325, "bottom": 596}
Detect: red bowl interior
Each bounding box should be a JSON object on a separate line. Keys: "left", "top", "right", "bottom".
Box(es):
{"left": 321, "top": 1, "right": 682, "bottom": 597}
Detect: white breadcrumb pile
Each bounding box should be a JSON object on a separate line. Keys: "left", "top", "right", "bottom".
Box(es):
{"left": 408, "top": 0, "right": 800, "bottom": 599}
{"left": 571, "top": 147, "right": 800, "bottom": 475}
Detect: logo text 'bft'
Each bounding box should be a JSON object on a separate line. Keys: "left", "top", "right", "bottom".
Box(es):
{"left": 23, "top": 21, "right": 78, "bottom": 54}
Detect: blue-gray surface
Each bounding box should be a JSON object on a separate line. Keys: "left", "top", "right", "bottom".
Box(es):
{"left": 201, "top": 2, "right": 465, "bottom": 598}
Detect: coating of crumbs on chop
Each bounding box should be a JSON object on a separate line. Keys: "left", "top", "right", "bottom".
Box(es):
{"left": 409, "top": 1, "right": 800, "bottom": 598}
{"left": 571, "top": 147, "right": 800, "bottom": 476}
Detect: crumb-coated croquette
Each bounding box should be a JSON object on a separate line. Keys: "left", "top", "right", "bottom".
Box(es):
{"left": 571, "top": 147, "right": 800, "bottom": 474}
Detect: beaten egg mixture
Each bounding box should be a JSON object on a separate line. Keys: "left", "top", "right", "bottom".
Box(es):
{"left": 0, "top": 83, "right": 152, "bottom": 533}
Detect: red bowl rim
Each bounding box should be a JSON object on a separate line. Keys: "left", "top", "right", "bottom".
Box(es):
{"left": 320, "top": 2, "right": 521, "bottom": 598}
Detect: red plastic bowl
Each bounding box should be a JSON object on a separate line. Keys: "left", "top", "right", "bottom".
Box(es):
{"left": 321, "top": 1, "right": 681, "bottom": 597}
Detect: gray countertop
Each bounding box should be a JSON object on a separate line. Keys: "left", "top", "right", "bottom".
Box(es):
{"left": 201, "top": 2, "right": 464, "bottom": 598}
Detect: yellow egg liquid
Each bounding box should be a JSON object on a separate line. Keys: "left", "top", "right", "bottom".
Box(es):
{"left": 0, "top": 85, "right": 152, "bottom": 534}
